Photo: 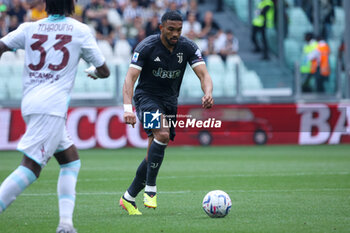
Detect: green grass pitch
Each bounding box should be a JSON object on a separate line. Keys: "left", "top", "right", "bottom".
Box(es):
{"left": 0, "top": 145, "right": 350, "bottom": 233}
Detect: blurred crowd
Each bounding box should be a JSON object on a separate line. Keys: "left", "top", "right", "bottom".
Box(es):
{"left": 0, "top": 0, "right": 239, "bottom": 63}
{"left": 251, "top": 0, "right": 343, "bottom": 59}
{"left": 293, "top": 0, "right": 344, "bottom": 94}
{"left": 295, "top": 0, "right": 342, "bottom": 40}
{"left": 251, "top": 0, "right": 345, "bottom": 93}
{"left": 300, "top": 32, "right": 330, "bottom": 93}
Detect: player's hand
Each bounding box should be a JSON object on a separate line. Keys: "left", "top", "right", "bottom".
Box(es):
{"left": 202, "top": 94, "right": 213, "bottom": 109}
{"left": 124, "top": 112, "right": 136, "bottom": 128}
{"left": 84, "top": 66, "right": 99, "bottom": 80}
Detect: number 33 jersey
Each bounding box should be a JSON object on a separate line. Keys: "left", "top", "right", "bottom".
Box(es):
{"left": 1, "top": 16, "right": 105, "bottom": 117}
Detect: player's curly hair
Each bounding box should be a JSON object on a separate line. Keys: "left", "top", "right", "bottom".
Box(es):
{"left": 161, "top": 11, "right": 183, "bottom": 24}
{"left": 45, "top": 0, "right": 75, "bottom": 16}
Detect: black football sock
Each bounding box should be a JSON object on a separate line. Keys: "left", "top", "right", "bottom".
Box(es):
{"left": 127, "top": 158, "right": 147, "bottom": 198}
{"left": 146, "top": 140, "right": 166, "bottom": 188}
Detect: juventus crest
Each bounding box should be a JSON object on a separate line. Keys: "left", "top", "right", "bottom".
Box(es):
{"left": 177, "top": 53, "right": 183, "bottom": 63}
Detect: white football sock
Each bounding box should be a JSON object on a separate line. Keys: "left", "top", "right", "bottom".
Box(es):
{"left": 0, "top": 166, "right": 37, "bottom": 213}
{"left": 57, "top": 160, "right": 80, "bottom": 226}
{"left": 145, "top": 185, "right": 157, "bottom": 193}
{"left": 124, "top": 191, "right": 135, "bottom": 202}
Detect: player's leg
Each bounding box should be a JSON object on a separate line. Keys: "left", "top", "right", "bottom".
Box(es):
{"left": 120, "top": 136, "right": 153, "bottom": 215}
{"left": 261, "top": 27, "right": 269, "bottom": 59}
{"left": 123, "top": 136, "right": 153, "bottom": 202}
{"left": 302, "top": 74, "right": 312, "bottom": 92}
{"left": 1, "top": 114, "right": 62, "bottom": 214}
{"left": 54, "top": 127, "right": 80, "bottom": 233}
{"left": 251, "top": 26, "right": 261, "bottom": 52}
{"left": 316, "top": 69, "right": 325, "bottom": 93}
{"left": 144, "top": 115, "right": 169, "bottom": 208}
{"left": 0, "top": 156, "right": 40, "bottom": 213}
{"left": 127, "top": 136, "right": 154, "bottom": 198}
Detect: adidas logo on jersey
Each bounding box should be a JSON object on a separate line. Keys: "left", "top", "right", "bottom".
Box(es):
{"left": 154, "top": 57, "right": 161, "bottom": 62}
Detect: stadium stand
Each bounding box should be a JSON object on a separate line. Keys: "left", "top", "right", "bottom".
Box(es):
{"left": 179, "top": 64, "right": 203, "bottom": 99}
{"left": 0, "top": 0, "right": 347, "bottom": 104}
{"left": 224, "top": 0, "right": 293, "bottom": 95}
{"left": 287, "top": 7, "right": 313, "bottom": 42}
{"left": 113, "top": 39, "right": 132, "bottom": 64}
{"left": 225, "top": 0, "right": 261, "bottom": 24}
{"left": 72, "top": 60, "right": 116, "bottom": 100}
{"left": 283, "top": 38, "right": 301, "bottom": 70}
{"left": 206, "top": 55, "right": 226, "bottom": 97}
{"left": 97, "top": 40, "right": 114, "bottom": 61}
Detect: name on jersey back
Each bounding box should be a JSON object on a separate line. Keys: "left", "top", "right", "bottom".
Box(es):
{"left": 38, "top": 23, "right": 73, "bottom": 33}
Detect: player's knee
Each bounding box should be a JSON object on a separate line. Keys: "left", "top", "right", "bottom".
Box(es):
{"left": 21, "top": 156, "right": 42, "bottom": 178}
{"left": 155, "top": 131, "right": 169, "bottom": 144}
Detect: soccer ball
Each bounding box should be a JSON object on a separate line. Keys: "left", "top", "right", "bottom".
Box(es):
{"left": 202, "top": 190, "right": 232, "bottom": 218}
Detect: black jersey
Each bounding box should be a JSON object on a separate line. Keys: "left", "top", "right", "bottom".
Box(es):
{"left": 130, "top": 34, "right": 205, "bottom": 99}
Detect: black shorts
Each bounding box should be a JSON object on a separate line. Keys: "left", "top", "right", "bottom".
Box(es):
{"left": 134, "top": 93, "right": 177, "bottom": 141}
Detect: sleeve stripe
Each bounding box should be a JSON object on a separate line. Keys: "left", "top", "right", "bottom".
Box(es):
{"left": 191, "top": 61, "right": 206, "bottom": 69}
{"left": 129, "top": 64, "right": 142, "bottom": 70}
{"left": 134, "top": 35, "right": 158, "bottom": 52}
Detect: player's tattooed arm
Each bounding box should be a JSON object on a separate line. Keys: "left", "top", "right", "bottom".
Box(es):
{"left": 122, "top": 66, "right": 141, "bottom": 127}
{"left": 193, "top": 64, "right": 214, "bottom": 109}
{"left": 0, "top": 41, "right": 12, "bottom": 58}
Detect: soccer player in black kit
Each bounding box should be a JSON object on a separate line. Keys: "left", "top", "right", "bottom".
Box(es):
{"left": 120, "top": 11, "right": 214, "bottom": 215}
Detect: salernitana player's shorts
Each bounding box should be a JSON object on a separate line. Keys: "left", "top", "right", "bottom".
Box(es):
{"left": 134, "top": 93, "right": 177, "bottom": 141}
{"left": 17, "top": 114, "right": 73, "bottom": 167}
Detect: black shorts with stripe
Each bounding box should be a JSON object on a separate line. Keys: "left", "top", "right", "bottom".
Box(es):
{"left": 134, "top": 93, "right": 177, "bottom": 141}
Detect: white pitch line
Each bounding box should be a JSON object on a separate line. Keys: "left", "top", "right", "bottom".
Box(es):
{"left": 159, "top": 171, "right": 350, "bottom": 179}
{"left": 34, "top": 171, "right": 350, "bottom": 184}
{"left": 21, "top": 188, "right": 350, "bottom": 197}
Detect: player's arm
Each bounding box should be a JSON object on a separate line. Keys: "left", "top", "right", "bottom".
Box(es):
{"left": 81, "top": 24, "right": 111, "bottom": 80}
{"left": 123, "top": 66, "right": 141, "bottom": 127}
{"left": 84, "top": 63, "right": 110, "bottom": 79}
{"left": 193, "top": 64, "right": 214, "bottom": 109}
{"left": 96, "top": 63, "right": 110, "bottom": 78}
{"left": 0, "top": 41, "right": 13, "bottom": 57}
{"left": 0, "top": 22, "right": 27, "bottom": 56}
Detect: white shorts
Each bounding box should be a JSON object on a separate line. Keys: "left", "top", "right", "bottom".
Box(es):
{"left": 17, "top": 114, "right": 73, "bottom": 167}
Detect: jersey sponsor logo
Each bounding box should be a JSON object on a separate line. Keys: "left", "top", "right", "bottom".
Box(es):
{"left": 144, "top": 110, "right": 161, "bottom": 129}
{"left": 152, "top": 67, "right": 181, "bottom": 79}
{"left": 177, "top": 53, "right": 183, "bottom": 63}
{"left": 132, "top": 52, "right": 139, "bottom": 62}
{"left": 154, "top": 56, "right": 161, "bottom": 62}
{"left": 29, "top": 71, "right": 61, "bottom": 84}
